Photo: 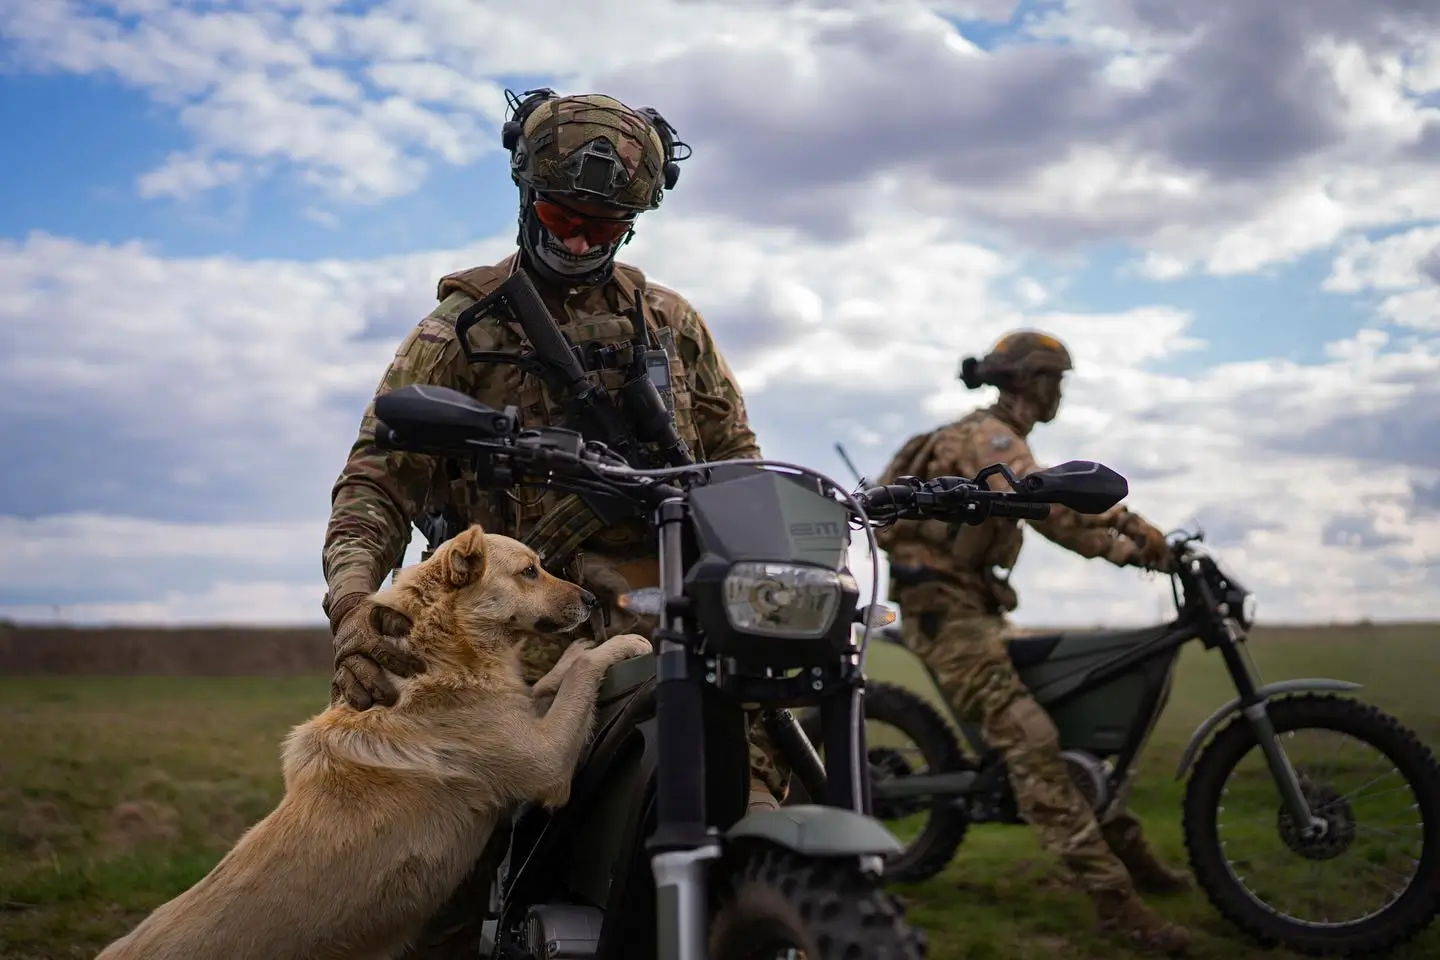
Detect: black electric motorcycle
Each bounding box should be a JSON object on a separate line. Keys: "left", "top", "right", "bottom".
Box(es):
{"left": 371, "top": 382, "right": 1132, "bottom": 960}
{"left": 788, "top": 530, "right": 1440, "bottom": 957}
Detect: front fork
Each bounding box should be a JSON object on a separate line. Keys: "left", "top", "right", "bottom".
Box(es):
{"left": 1221, "top": 633, "right": 1328, "bottom": 838}
{"left": 1242, "top": 700, "right": 1328, "bottom": 837}
{"left": 648, "top": 498, "right": 719, "bottom": 960}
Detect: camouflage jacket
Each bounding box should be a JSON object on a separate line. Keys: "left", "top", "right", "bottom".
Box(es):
{"left": 321, "top": 252, "right": 760, "bottom": 624}
{"left": 875, "top": 406, "right": 1137, "bottom": 615}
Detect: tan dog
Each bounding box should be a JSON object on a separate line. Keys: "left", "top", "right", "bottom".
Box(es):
{"left": 96, "top": 525, "right": 652, "bottom": 960}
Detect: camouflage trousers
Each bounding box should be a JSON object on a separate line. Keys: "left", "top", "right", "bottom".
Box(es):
{"left": 899, "top": 601, "right": 1142, "bottom": 897}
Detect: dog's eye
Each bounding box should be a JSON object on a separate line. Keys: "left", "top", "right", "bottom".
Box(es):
{"left": 521, "top": 564, "right": 539, "bottom": 579}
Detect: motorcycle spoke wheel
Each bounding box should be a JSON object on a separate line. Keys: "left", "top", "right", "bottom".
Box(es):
{"left": 708, "top": 841, "right": 928, "bottom": 960}
{"left": 795, "top": 682, "right": 970, "bottom": 884}
{"left": 1183, "top": 693, "right": 1440, "bottom": 956}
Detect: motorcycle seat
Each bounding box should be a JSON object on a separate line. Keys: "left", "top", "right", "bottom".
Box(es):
{"left": 1005, "top": 632, "right": 1065, "bottom": 669}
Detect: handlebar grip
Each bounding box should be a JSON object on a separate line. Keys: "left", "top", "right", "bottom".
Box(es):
{"left": 854, "top": 484, "right": 917, "bottom": 516}
{"left": 988, "top": 500, "right": 1051, "bottom": 521}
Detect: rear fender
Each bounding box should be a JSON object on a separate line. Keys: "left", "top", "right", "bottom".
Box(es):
{"left": 1173, "top": 679, "right": 1363, "bottom": 779}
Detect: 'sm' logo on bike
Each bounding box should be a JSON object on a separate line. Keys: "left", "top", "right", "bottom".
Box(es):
{"left": 789, "top": 521, "right": 843, "bottom": 539}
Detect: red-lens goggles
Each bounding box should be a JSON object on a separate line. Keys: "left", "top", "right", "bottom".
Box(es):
{"left": 533, "top": 198, "right": 635, "bottom": 246}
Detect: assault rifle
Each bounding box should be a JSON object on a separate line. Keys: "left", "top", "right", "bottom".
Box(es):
{"left": 450, "top": 268, "right": 692, "bottom": 529}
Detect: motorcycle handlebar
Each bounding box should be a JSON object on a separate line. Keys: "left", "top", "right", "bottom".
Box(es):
{"left": 375, "top": 423, "right": 1065, "bottom": 526}
{"left": 851, "top": 479, "right": 1053, "bottom": 525}
{"left": 373, "top": 383, "right": 1128, "bottom": 521}
{"left": 373, "top": 385, "right": 1127, "bottom": 523}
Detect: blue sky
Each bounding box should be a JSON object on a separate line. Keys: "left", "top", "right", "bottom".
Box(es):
{"left": 1, "top": 0, "right": 1437, "bottom": 625}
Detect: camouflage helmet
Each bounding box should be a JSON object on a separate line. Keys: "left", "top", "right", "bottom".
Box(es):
{"left": 502, "top": 88, "right": 686, "bottom": 211}
{"left": 959, "top": 329, "right": 1073, "bottom": 390}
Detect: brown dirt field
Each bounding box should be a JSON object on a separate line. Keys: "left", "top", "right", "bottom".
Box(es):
{"left": 0, "top": 623, "right": 334, "bottom": 676}
{"left": 0, "top": 619, "right": 1431, "bottom": 678}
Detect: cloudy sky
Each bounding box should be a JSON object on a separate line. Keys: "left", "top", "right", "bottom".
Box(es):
{"left": 1, "top": 0, "right": 1438, "bottom": 628}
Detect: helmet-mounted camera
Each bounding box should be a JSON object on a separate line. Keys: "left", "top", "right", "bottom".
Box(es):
{"left": 567, "top": 139, "right": 625, "bottom": 200}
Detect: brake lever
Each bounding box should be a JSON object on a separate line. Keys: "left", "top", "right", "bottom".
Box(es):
{"left": 970, "top": 461, "right": 1022, "bottom": 493}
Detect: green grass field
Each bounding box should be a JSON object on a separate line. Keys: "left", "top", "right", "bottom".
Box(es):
{"left": 2, "top": 623, "right": 1438, "bottom": 959}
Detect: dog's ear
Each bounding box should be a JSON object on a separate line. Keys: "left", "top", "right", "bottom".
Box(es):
{"left": 444, "top": 525, "right": 488, "bottom": 588}
{"left": 368, "top": 600, "right": 414, "bottom": 638}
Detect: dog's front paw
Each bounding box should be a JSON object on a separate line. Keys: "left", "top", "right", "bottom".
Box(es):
{"left": 555, "top": 638, "right": 596, "bottom": 665}
{"left": 535, "top": 777, "right": 573, "bottom": 811}
{"left": 591, "top": 633, "right": 653, "bottom": 667}
{"left": 532, "top": 640, "right": 597, "bottom": 701}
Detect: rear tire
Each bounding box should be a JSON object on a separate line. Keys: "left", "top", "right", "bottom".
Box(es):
{"left": 708, "top": 841, "right": 927, "bottom": 959}
{"left": 1183, "top": 694, "right": 1440, "bottom": 956}
{"left": 795, "top": 682, "right": 971, "bottom": 883}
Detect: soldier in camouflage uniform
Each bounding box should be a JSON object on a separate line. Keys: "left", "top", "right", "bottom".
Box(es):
{"left": 874, "top": 330, "right": 1193, "bottom": 955}
{"left": 320, "top": 90, "right": 788, "bottom": 955}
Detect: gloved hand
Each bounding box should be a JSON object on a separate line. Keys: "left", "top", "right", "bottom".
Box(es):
{"left": 1117, "top": 513, "right": 1173, "bottom": 572}
{"left": 748, "top": 781, "right": 781, "bottom": 813}
{"left": 577, "top": 554, "right": 634, "bottom": 609}
{"left": 328, "top": 596, "right": 427, "bottom": 710}
{"left": 576, "top": 553, "right": 660, "bottom": 637}
{"left": 1085, "top": 503, "right": 1129, "bottom": 528}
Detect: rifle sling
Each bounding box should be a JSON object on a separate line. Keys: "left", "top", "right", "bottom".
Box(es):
{"left": 521, "top": 492, "right": 607, "bottom": 575}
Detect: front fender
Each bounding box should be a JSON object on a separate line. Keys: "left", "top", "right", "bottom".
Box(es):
{"left": 1173, "top": 679, "right": 1363, "bottom": 780}
{"left": 725, "top": 804, "right": 904, "bottom": 858}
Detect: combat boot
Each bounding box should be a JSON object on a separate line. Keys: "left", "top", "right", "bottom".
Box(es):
{"left": 1102, "top": 819, "right": 1195, "bottom": 895}
{"left": 1090, "top": 889, "right": 1192, "bottom": 955}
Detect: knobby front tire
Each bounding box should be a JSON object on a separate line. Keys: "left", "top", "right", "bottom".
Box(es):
{"left": 708, "top": 841, "right": 928, "bottom": 960}
{"left": 1183, "top": 694, "right": 1440, "bottom": 956}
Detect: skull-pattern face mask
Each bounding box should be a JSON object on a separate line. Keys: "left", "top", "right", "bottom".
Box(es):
{"left": 520, "top": 193, "right": 635, "bottom": 287}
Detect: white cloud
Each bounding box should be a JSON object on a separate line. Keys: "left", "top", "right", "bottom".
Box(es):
{"left": 1326, "top": 225, "right": 1440, "bottom": 329}
{"left": 0, "top": 580, "right": 327, "bottom": 627}
{"left": 923, "top": 0, "right": 1020, "bottom": 21}
{"left": 2, "top": 208, "right": 1436, "bottom": 625}
{"left": 2, "top": 0, "right": 1436, "bottom": 279}
{"left": 0, "top": 0, "right": 890, "bottom": 202}
{"left": 1376, "top": 288, "right": 1440, "bottom": 330}
{"left": 1327, "top": 225, "right": 1440, "bottom": 292}
{"left": 0, "top": 229, "right": 504, "bottom": 436}
{"left": 0, "top": 514, "right": 316, "bottom": 578}
{"left": 2, "top": 0, "right": 1440, "bottom": 628}
{"left": 1012, "top": 3, "right": 1440, "bottom": 277}
{"left": 137, "top": 153, "right": 246, "bottom": 199}
{"left": 0, "top": 514, "right": 333, "bottom": 626}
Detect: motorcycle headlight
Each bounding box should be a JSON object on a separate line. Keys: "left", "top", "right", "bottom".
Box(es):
{"left": 1240, "top": 592, "right": 1257, "bottom": 628}
{"left": 722, "top": 562, "right": 850, "bottom": 639}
